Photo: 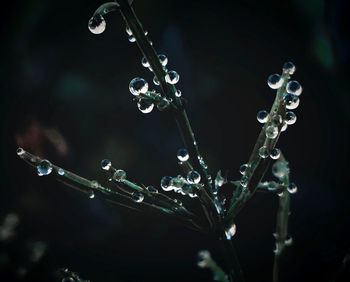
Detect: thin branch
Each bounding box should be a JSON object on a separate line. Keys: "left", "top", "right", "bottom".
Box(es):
{"left": 226, "top": 71, "right": 291, "bottom": 226}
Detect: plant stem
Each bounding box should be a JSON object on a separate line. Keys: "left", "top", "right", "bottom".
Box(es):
{"left": 226, "top": 72, "right": 290, "bottom": 226}
{"left": 273, "top": 155, "right": 291, "bottom": 282}
{"left": 117, "top": 0, "right": 219, "bottom": 228}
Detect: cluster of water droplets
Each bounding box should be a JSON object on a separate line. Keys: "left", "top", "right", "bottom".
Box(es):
{"left": 160, "top": 172, "right": 200, "bottom": 198}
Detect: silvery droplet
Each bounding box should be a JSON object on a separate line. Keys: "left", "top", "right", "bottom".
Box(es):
{"left": 101, "top": 159, "right": 112, "bottom": 171}
{"left": 257, "top": 110, "right": 269, "bottom": 123}
{"left": 287, "top": 182, "right": 298, "bottom": 194}
{"left": 285, "top": 237, "right": 293, "bottom": 246}
{"left": 267, "top": 74, "right": 284, "bottom": 89}
{"left": 129, "top": 77, "right": 148, "bottom": 96}
{"left": 158, "top": 54, "right": 168, "bottom": 66}
{"left": 113, "top": 169, "right": 126, "bottom": 181}
{"left": 16, "top": 148, "right": 25, "bottom": 156}
{"left": 271, "top": 114, "right": 282, "bottom": 126}
{"left": 175, "top": 90, "right": 182, "bottom": 97}
{"left": 281, "top": 121, "right": 288, "bottom": 132}
{"left": 285, "top": 111, "right": 297, "bottom": 125}
{"left": 62, "top": 278, "right": 75, "bottom": 282}
{"left": 225, "top": 223, "right": 237, "bottom": 240}
{"left": 132, "top": 192, "right": 144, "bottom": 203}
{"left": 272, "top": 160, "right": 289, "bottom": 179}
{"left": 239, "top": 163, "right": 249, "bottom": 175}
{"left": 282, "top": 62, "right": 296, "bottom": 75}
{"left": 270, "top": 148, "right": 281, "bottom": 159}
{"left": 141, "top": 57, "right": 150, "bottom": 68}
{"left": 153, "top": 75, "right": 160, "bottom": 86}
{"left": 170, "top": 177, "right": 184, "bottom": 189}
{"left": 137, "top": 99, "right": 154, "bottom": 114}
{"left": 128, "top": 35, "right": 136, "bottom": 42}
{"left": 91, "top": 180, "right": 99, "bottom": 188}
{"left": 88, "top": 190, "right": 95, "bottom": 199}
{"left": 58, "top": 168, "right": 65, "bottom": 176}
{"left": 160, "top": 176, "right": 173, "bottom": 191}
{"left": 165, "top": 70, "right": 179, "bottom": 84}
{"left": 88, "top": 14, "right": 106, "bottom": 35}
{"left": 157, "top": 98, "right": 171, "bottom": 111}
{"left": 265, "top": 125, "right": 278, "bottom": 139}
{"left": 187, "top": 170, "right": 201, "bottom": 184}
{"left": 259, "top": 146, "right": 269, "bottom": 158}
{"left": 147, "top": 186, "right": 158, "bottom": 193}
{"left": 37, "top": 160, "right": 53, "bottom": 176}
{"left": 284, "top": 93, "right": 300, "bottom": 110}
{"left": 125, "top": 25, "right": 132, "bottom": 36}
{"left": 177, "top": 148, "right": 189, "bottom": 162}
{"left": 286, "top": 80, "right": 302, "bottom": 96}
{"left": 240, "top": 175, "right": 249, "bottom": 188}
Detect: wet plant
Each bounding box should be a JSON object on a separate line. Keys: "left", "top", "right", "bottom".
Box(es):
{"left": 16, "top": 1, "right": 303, "bottom": 281}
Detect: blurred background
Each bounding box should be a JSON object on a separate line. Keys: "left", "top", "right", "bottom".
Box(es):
{"left": 1, "top": 0, "right": 349, "bottom": 281}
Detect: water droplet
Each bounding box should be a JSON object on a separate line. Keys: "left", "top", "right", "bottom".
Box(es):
{"left": 285, "top": 111, "right": 297, "bottom": 125}
{"left": 272, "top": 160, "right": 289, "bottom": 179}
{"left": 16, "top": 148, "right": 25, "bottom": 156}
{"left": 287, "top": 182, "right": 298, "bottom": 194}
{"left": 187, "top": 170, "right": 201, "bottom": 184}
{"left": 101, "top": 159, "right": 112, "bottom": 170}
{"left": 128, "top": 35, "right": 136, "bottom": 42}
{"left": 284, "top": 93, "right": 300, "bottom": 110}
{"left": 144, "top": 30, "right": 148, "bottom": 36}
{"left": 129, "top": 77, "right": 148, "bottom": 96}
{"left": 88, "top": 190, "right": 95, "bottom": 199}
{"left": 177, "top": 148, "right": 189, "bottom": 162}
{"left": 175, "top": 90, "right": 182, "bottom": 97}
{"left": 259, "top": 146, "right": 269, "bottom": 158}
{"left": 165, "top": 70, "right": 179, "bottom": 84}
{"left": 152, "top": 75, "right": 160, "bottom": 86}
{"left": 137, "top": 99, "right": 154, "bottom": 114}
{"left": 270, "top": 148, "right": 281, "bottom": 159}
{"left": 58, "top": 168, "right": 65, "bottom": 176}
{"left": 91, "top": 180, "right": 99, "bottom": 188}
{"left": 113, "top": 169, "right": 126, "bottom": 181}
{"left": 265, "top": 125, "right": 278, "bottom": 139}
{"left": 225, "top": 223, "right": 237, "bottom": 239}
{"left": 125, "top": 25, "right": 132, "bottom": 36}
{"left": 161, "top": 176, "right": 173, "bottom": 191}
{"left": 271, "top": 114, "right": 282, "bottom": 126}
{"left": 267, "top": 181, "right": 278, "bottom": 191}
{"left": 182, "top": 184, "right": 194, "bottom": 194}
{"left": 239, "top": 164, "right": 249, "bottom": 175}
{"left": 285, "top": 237, "right": 293, "bottom": 246}
{"left": 281, "top": 121, "right": 288, "bottom": 132}
{"left": 158, "top": 54, "right": 168, "bottom": 66}
{"left": 157, "top": 98, "right": 171, "bottom": 111}
{"left": 170, "top": 177, "right": 184, "bottom": 189}
{"left": 257, "top": 110, "right": 269, "bottom": 123}
{"left": 282, "top": 62, "right": 296, "bottom": 75}
{"left": 267, "top": 74, "right": 284, "bottom": 89}
{"left": 286, "top": 80, "right": 302, "bottom": 96}
{"left": 197, "top": 250, "right": 211, "bottom": 268}
{"left": 88, "top": 14, "right": 106, "bottom": 34}
{"left": 37, "top": 160, "right": 53, "bottom": 176}
{"left": 147, "top": 186, "right": 158, "bottom": 193}
{"left": 132, "top": 192, "right": 144, "bottom": 203}
{"left": 141, "top": 57, "right": 150, "bottom": 68}
{"left": 240, "top": 175, "right": 249, "bottom": 188}
{"left": 62, "top": 278, "right": 75, "bottom": 282}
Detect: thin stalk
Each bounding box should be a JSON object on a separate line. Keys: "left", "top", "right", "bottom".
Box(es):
{"left": 273, "top": 155, "right": 291, "bottom": 282}
{"left": 226, "top": 72, "right": 290, "bottom": 226}
{"left": 116, "top": 0, "right": 220, "bottom": 228}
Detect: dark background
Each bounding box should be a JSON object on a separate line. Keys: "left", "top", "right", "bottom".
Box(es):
{"left": 1, "top": 0, "right": 349, "bottom": 281}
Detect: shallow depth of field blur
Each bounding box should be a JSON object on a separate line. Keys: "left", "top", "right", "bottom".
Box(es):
{"left": 1, "top": 0, "right": 349, "bottom": 281}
